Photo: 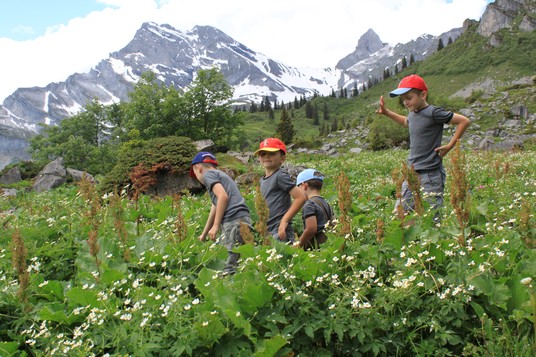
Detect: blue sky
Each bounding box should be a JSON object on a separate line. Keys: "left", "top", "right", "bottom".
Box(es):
{"left": 0, "top": 1, "right": 107, "bottom": 40}
{"left": 0, "top": 0, "right": 492, "bottom": 101}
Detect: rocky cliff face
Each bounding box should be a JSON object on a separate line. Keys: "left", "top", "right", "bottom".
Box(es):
{"left": 478, "top": 0, "right": 536, "bottom": 36}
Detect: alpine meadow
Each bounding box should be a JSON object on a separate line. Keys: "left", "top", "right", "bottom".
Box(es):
{"left": 1, "top": 6, "right": 536, "bottom": 357}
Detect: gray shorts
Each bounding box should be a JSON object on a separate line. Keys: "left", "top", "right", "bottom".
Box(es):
{"left": 219, "top": 216, "right": 252, "bottom": 274}
{"left": 270, "top": 224, "right": 295, "bottom": 244}
{"left": 395, "top": 168, "right": 446, "bottom": 214}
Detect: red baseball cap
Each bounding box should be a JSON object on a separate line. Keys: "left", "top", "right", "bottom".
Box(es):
{"left": 389, "top": 74, "right": 428, "bottom": 97}
{"left": 254, "top": 138, "right": 287, "bottom": 155}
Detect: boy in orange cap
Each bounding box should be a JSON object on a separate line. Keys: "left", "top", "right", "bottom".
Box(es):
{"left": 254, "top": 138, "right": 306, "bottom": 242}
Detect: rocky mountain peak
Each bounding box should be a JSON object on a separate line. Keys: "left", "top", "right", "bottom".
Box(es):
{"left": 478, "top": 0, "right": 536, "bottom": 37}
{"left": 336, "top": 29, "right": 385, "bottom": 70}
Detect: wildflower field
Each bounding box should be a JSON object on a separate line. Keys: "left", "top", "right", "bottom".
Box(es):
{"left": 1, "top": 148, "right": 535, "bottom": 356}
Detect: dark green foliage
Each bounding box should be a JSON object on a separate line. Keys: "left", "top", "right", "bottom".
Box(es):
{"left": 275, "top": 107, "right": 295, "bottom": 144}
{"left": 367, "top": 116, "right": 409, "bottom": 150}
{"left": 100, "top": 136, "right": 196, "bottom": 193}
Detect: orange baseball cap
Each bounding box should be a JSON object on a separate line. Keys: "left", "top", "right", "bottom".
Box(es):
{"left": 254, "top": 138, "right": 287, "bottom": 155}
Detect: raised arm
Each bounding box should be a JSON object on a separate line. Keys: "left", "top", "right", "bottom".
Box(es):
{"left": 376, "top": 95, "right": 408, "bottom": 127}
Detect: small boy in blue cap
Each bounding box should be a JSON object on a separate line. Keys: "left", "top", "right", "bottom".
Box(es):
{"left": 294, "top": 169, "right": 333, "bottom": 250}
{"left": 190, "top": 151, "right": 252, "bottom": 275}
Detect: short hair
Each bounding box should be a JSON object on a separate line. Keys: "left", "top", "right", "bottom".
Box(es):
{"left": 306, "top": 178, "right": 323, "bottom": 190}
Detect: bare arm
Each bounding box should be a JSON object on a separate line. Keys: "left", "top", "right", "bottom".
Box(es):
{"left": 278, "top": 186, "right": 307, "bottom": 241}
{"left": 207, "top": 183, "right": 229, "bottom": 240}
{"left": 376, "top": 95, "right": 408, "bottom": 127}
{"left": 435, "top": 113, "right": 471, "bottom": 157}
{"left": 296, "top": 216, "right": 317, "bottom": 248}
{"left": 199, "top": 204, "right": 216, "bottom": 241}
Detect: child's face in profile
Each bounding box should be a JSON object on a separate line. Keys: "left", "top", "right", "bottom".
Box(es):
{"left": 400, "top": 89, "right": 428, "bottom": 112}
{"left": 258, "top": 150, "right": 285, "bottom": 170}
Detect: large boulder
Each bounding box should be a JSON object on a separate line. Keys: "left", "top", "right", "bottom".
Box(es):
{"left": 33, "top": 158, "right": 67, "bottom": 192}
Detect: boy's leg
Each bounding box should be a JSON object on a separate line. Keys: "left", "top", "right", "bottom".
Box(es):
{"left": 419, "top": 168, "right": 446, "bottom": 221}
{"left": 395, "top": 180, "right": 415, "bottom": 213}
{"left": 221, "top": 217, "right": 251, "bottom": 275}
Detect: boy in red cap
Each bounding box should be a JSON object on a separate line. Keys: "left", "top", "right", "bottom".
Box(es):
{"left": 254, "top": 138, "right": 306, "bottom": 242}
{"left": 190, "top": 151, "right": 252, "bottom": 275}
{"left": 376, "top": 74, "right": 470, "bottom": 220}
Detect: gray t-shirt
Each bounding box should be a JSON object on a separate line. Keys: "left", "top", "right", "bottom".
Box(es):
{"left": 301, "top": 196, "right": 332, "bottom": 233}
{"left": 260, "top": 168, "right": 295, "bottom": 234}
{"left": 202, "top": 169, "right": 250, "bottom": 223}
{"left": 407, "top": 105, "right": 453, "bottom": 171}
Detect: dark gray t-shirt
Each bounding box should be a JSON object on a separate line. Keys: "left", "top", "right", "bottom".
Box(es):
{"left": 407, "top": 105, "right": 453, "bottom": 171}
{"left": 202, "top": 169, "right": 249, "bottom": 223}
{"left": 260, "top": 168, "right": 295, "bottom": 234}
{"left": 301, "top": 196, "right": 332, "bottom": 233}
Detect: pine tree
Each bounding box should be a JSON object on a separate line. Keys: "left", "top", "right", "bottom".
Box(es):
{"left": 352, "top": 82, "right": 359, "bottom": 97}
{"left": 275, "top": 107, "right": 295, "bottom": 144}
{"left": 323, "top": 102, "right": 330, "bottom": 121}
{"left": 401, "top": 56, "right": 407, "bottom": 69}
{"left": 294, "top": 96, "right": 299, "bottom": 109}
{"left": 437, "top": 38, "right": 444, "bottom": 51}
{"left": 331, "top": 117, "right": 338, "bottom": 132}
{"left": 447, "top": 37, "right": 453, "bottom": 45}
{"left": 305, "top": 101, "right": 313, "bottom": 119}
{"left": 268, "top": 108, "right": 274, "bottom": 120}
{"left": 409, "top": 53, "right": 415, "bottom": 65}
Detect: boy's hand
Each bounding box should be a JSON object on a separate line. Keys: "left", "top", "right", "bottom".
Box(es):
{"left": 435, "top": 144, "right": 453, "bottom": 158}
{"left": 278, "top": 221, "right": 288, "bottom": 241}
{"left": 198, "top": 234, "right": 206, "bottom": 242}
{"left": 376, "top": 96, "right": 387, "bottom": 115}
{"left": 208, "top": 226, "right": 219, "bottom": 241}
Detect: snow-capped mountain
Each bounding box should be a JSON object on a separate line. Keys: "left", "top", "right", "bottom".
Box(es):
{"left": 0, "top": 22, "right": 459, "bottom": 169}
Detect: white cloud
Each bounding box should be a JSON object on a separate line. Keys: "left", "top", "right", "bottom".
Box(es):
{"left": 0, "top": 0, "right": 489, "bottom": 101}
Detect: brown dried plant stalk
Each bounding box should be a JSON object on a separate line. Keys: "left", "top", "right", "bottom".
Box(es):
{"left": 240, "top": 222, "right": 255, "bottom": 245}
{"left": 449, "top": 141, "right": 470, "bottom": 246}
{"left": 403, "top": 162, "right": 423, "bottom": 215}
{"left": 253, "top": 183, "right": 270, "bottom": 245}
{"left": 78, "top": 175, "right": 102, "bottom": 278}
{"left": 11, "top": 230, "right": 29, "bottom": 305}
{"left": 110, "top": 189, "right": 131, "bottom": 262}
{"left": 337, "top": 170, "right": 352, "bottom": 236}
{"left": 376, "top": 219, "right": 385, "bottom": 244}
{"left": 173, "top": 194, "right": 188, "bottom": 243}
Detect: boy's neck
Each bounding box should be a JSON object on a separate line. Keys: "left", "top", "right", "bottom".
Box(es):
{"left": 305, "top": 189, "right": 322, "bottom": 199}
{"left": 264, "top": 166, "right": 281, "bottom": 177}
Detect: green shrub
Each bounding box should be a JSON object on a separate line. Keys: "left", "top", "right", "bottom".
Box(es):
{"left": 100, "top": 136, "right": 196, "bottom": 193}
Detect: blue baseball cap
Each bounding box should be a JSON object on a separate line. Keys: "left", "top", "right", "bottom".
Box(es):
{"left": 190, "top": 151, "right": 218, "bottom": 177}
{"left": 296, "top": 169, "right": 324, "bottom": 186}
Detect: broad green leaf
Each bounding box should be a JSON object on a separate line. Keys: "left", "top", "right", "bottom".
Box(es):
{"left": 253, "top": 335, "right": 287, "bottom": 357}
{"left": 67, "top": 287, "right": 101, "bottom": 309}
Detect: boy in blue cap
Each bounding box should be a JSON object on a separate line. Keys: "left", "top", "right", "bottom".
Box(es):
{"left": 190, "top": 151, "right": 252, "bottom": 275}
{"left": 294, "top": 169, "right": 333, "bottom": 250}
{"left": 376, "top": 74, "right": 470, "bottom": 218}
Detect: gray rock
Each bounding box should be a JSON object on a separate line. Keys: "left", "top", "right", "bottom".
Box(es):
{"left": 1, "top": 188, "right": 18, "bottom": 197}
{"left": 0, "top": 166, "right": 22, "bottom": 184}
{"left": 67, "top": 168, "right": 95, "bottom": 182}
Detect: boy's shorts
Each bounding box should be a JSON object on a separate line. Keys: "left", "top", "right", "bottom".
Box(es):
{"left": 395, "top": 168, "right": 446, "bottom": 214}
{"left": 219, "top": 216, "right": 252, "bottom": 274}
{"left": 270, "top": 224, "right": 295, "bottom": 244}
